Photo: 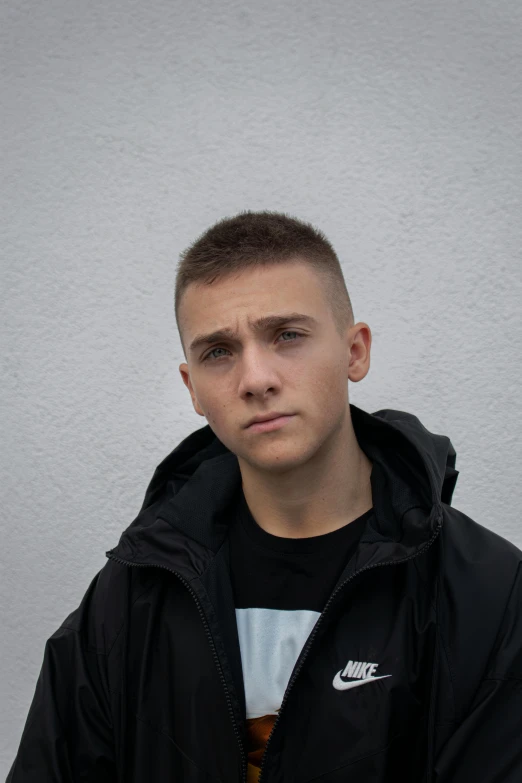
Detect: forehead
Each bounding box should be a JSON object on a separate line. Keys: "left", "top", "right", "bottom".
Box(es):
{"left": 182, "top": 261, "right": 326, "bottom": 319}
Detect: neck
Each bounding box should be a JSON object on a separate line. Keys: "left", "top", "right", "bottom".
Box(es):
{"left": 239, "top": 405, "right": 373, "bottom": 539}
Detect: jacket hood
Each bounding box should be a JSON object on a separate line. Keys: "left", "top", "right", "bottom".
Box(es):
{"left": 107, "top": 404, "right": 459, "bottom": 576}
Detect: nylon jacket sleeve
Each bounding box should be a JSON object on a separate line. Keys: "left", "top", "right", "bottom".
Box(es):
{"left": 433, "top": 561, "right": 522, "bottom": 782}
{"left": 6, "top": 571, "right": 117, "bottom": 782}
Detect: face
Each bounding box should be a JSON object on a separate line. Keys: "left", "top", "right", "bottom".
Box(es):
{"left": 178, "top": 260, "right": 371, "bottom": 475}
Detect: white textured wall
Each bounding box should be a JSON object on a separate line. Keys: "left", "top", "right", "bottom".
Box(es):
{"left": 2, "top": 0, "right": 521, "bottom": 772}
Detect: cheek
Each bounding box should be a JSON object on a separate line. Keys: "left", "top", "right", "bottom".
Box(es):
{"left": 200, "top": 399, "right": 233, "bottom": 427}
{"left": 306, "top": 360, "right": 347, "bottom": 397}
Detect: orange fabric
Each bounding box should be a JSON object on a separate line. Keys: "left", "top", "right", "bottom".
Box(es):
{"left": 245, "top": 713, "right": 278, "bottom": 783}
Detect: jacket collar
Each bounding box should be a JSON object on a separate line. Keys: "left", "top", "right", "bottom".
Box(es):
{"left": 107, "top": 404, "right": 459, "bottom": 577}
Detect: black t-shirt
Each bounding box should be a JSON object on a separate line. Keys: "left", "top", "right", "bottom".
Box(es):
{"left": 228, "top": 489, "right": 374, "bottom": 781}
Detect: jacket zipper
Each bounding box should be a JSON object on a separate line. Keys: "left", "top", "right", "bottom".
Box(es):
{"left": 105, "top": 552, "right": 248, "bottom": 783}
{"left": 256, "top": 516, "right": 443, "bottom": 783}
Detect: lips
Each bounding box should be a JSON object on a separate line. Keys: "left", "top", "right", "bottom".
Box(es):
{"left": 246, "top": 414, "right": 295, "bottom": 433}
{"left": 246, "top": 413, "right": 292, "bottom": 428}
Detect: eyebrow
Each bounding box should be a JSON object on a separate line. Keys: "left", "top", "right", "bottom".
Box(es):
{"left": 188, "top": 312, "right": 318, "bottom": 354}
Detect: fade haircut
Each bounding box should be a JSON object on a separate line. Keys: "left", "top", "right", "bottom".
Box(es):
{"left": 174, "top": 210, "right": 354, "bottom": 359}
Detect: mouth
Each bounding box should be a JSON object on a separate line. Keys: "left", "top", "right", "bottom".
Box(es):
{"left": 246, "top": 414, "right": 296, "bottom": 433}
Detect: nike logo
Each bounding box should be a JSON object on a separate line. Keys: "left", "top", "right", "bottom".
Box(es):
{"left": 332, "top": 672, "right": 392, "bottom": 690}
{"left": 332, "top": 659, "right": 392, "bottom": 691}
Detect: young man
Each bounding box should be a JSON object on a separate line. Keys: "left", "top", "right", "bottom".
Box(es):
{"left": 7, "top": 211, "right": 522, "bottom": 782}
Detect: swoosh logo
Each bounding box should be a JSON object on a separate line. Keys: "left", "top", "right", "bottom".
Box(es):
{"left": 332, "top": 671, "right": 392, "bottom": 691}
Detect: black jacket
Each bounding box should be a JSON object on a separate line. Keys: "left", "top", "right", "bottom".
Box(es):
{"left": 7, "top": 404, "right": 522, "bottom": 782}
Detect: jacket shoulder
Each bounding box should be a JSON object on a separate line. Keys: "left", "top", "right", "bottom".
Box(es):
{"left": 58, "top": 558, "right": 154, "bottom": 656}
{"left": 441, "top": 504, "right": 522, "bottom": 578}
{"left": 439, "top": 504, "right": 522, "bottom": 619}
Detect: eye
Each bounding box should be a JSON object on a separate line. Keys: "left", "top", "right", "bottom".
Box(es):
{"left": 202, "top": 330, "right": 303, "bottom": 362}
